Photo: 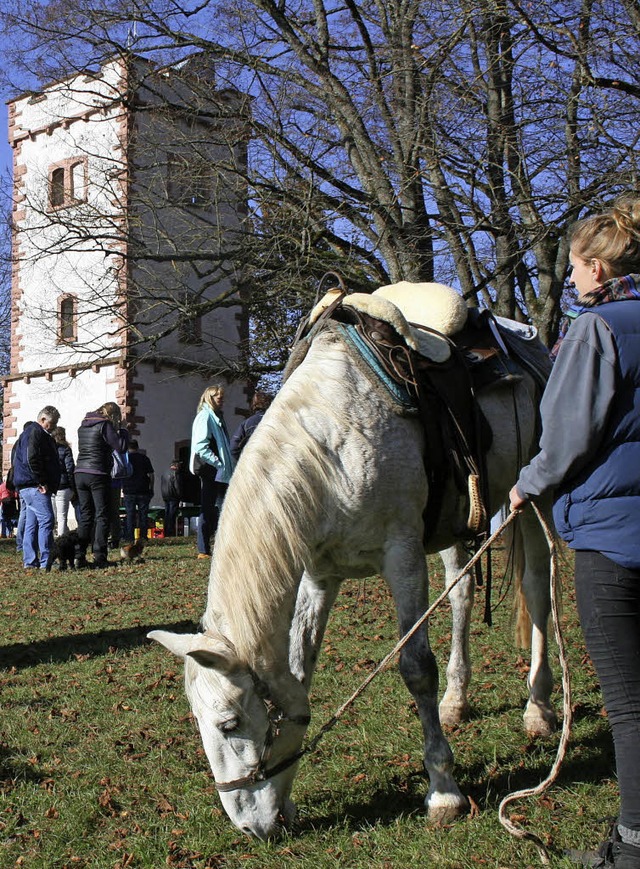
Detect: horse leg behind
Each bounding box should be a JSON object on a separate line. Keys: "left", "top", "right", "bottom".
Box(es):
{"left": 384, "top": 538, "right": 468, "bottom": 823}
{"left": 289, "top": 570, "right": 341, "bottom": 688}
{"left": 513, "top": 504, "right": 557, "bottom": 737}
{"left": 438, "top": 543, "right": 475, "bottom": 728}
{"left": 438, "top": 510, "right": 556, "bottom": 737}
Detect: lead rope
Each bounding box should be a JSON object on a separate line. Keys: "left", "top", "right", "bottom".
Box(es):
{"left": 497, "top": 502, "right": 573, "bottom": 865}
{"left": 298, "top": 504, "right": 569, "bottom": 865}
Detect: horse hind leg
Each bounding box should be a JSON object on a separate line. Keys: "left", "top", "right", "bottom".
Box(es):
{"left": 512, "top": 505, "right": 557, "bottom": 737}
{"left": 385, "top": 542, "right": 469, "bottom": 823}
{"left": 438, "top": 543, "right": 474, "bottom": 727}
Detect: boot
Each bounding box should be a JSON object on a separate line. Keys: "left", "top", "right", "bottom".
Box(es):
{"left": 566, "top": 822, "right": 620, "bottom": 867}
{"left": 612, "top": 841, "right": 640, "bottom": 869}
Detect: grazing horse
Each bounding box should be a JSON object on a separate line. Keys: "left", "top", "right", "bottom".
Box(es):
{"left": 150, "top": 283, "right": 555, "bottom": 839}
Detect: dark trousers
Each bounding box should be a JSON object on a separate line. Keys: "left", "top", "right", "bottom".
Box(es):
{"left": 123, "top": 493, "right": 151, "bottom": 541}
{"left": 575, "top": 550, "right": 640, "bottom": 830}
{"left": 75, "top": 472, "right": 110, "bottom": 562}
{"left": 197, "top": 478, "right": 227, "bottom": 554}
{"left": 164, "top": 499, "right": 179, "bottom": 536}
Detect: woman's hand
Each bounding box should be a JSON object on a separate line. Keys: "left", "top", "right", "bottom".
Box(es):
{"left": 509, "top": 485, "right": 528, "bottom": 512}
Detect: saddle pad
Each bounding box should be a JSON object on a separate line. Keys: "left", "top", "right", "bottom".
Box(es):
{"left": 308, "top": 288, "right": 452, "bottom": 363}
{"left": 374, "top": 281, "right": 468, "bottom": 336}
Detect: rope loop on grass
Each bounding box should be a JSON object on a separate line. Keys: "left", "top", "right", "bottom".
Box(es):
{"left": 497, "top": 502, "right": 573, "bottom": 865}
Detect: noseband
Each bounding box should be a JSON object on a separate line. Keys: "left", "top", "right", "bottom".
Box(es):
{"left": 213, "top": 671, "right": 311, "bottom": 793}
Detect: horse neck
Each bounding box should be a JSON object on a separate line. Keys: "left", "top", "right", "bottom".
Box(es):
{"left": 201, "top": 384, "right": 330, "bottom": 672}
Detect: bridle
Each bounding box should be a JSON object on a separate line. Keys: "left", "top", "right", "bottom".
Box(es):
{"left": 213, "top": 670, "right": 311, "bottom": 793}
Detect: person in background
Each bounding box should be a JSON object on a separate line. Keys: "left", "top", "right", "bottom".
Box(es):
{"left": 11, "top": 406, "right": 61, "bottom": 570}
{"left": 509, "top": 194, "right": 640, "bottom": 869}
{"left": 0, "top": 477, "right": 18, "bottom": 538}
{"left": 190, "top": 385, "right": 233, "bottom": 559}
{"left": 11, "top": 421, "right": 31, "bottom": 554}
{"left": 51, "top": 426, "right": 75, "bottom": 536}
{"left": 229, "top": 391, "right": 273, "bottom": 464}
{"left": 122, "top": 440, "right": 154, "bottom": 541}
{"left": 160, "top": 460, "right": 183, "bottom": 537}
{"left": 75, "top": 402, "right": 125, "bottom": 569}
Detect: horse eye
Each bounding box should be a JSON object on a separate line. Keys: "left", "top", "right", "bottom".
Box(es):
{"left": 218, "top": 717, "right": 240, "bottom": 734}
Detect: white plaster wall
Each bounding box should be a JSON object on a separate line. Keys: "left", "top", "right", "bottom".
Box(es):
{"left": 13, "top": 72, "right": 125, "bottom": 371}
{"left": 6, "top": 367, "right": 119, "bottom": 457}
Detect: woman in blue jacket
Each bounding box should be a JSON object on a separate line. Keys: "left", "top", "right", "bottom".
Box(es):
{"left": 510, "top": 195, "right": 640, "bottom": 869}
{"left": 190, "top": 385, "right": 233, "bottom": 558}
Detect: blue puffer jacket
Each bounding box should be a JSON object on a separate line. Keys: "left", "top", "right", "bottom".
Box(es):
{"left": 553, "top": 300, "right": 640, "bottom": 568}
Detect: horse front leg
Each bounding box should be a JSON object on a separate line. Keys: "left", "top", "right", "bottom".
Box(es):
{"left": 385, "top": 541, "right": 468, "bottom": 823}
{"left": 515, "top": 505, "right": 557, "bottom": 737}
{"left": 289, "top": 570, "right": 341, "bottom": 689}
{"left": 438, "top": 543, "right": 475, "bottom": 727}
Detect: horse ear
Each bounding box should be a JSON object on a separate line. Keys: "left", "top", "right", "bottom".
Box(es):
{"left": 148, "top": 629, "right": 240, "bottom": 673}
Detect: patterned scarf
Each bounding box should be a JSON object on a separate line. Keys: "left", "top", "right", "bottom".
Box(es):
{"left": 550, "top": 273, "right": 640, "bottom": 360}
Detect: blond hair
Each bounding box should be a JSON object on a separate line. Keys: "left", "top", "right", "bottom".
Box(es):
{"left": 570, "top": 194, "right": 640, "bottom": 276}
{"left": 197, "top": 385, "right": 224, "bottom": 412}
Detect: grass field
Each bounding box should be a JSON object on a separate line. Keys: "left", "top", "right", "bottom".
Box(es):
{"left": 0, "top": 535, "right": 618, "bottom": 868}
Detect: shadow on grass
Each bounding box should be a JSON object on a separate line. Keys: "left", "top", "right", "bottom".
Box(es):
{"left": 0, "top": 742, "right": 48, "bottom": 788}
{"left": 0, "top": 620, "right": 199, "bottom": 670}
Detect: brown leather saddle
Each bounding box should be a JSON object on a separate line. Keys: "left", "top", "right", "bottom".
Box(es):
{"left": 288, "top": 286, "right": 545, "bottom": 546}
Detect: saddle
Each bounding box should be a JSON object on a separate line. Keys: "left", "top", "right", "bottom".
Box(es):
{"left": 289, "top": 279, "right": 548, "bottom": 544}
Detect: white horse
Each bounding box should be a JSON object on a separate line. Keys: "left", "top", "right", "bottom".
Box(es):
{"left": 150, "top": 285, "right": 555, "bottom": 839}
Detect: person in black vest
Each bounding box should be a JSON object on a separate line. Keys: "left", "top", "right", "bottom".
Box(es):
{"left": 229, "top": 391, "right": 273, "bottom": 464}
{"left": 11, "top": 405, "right": 61, "bottom": 569}
{"left": 75, "top": 402, "right": 126, "bottom": 569}
{"left": 122, "top": 440, "right": 154, "bottom": 542}
{"left": 160, "top": 460, "right": 183, "bottom": 537}
{"left": 510, "top": 195, "right": 640, "bottom": 869}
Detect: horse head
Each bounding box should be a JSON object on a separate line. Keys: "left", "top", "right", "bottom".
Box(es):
{"left": 148, "top": 629, "right": 311, "bottom": 839}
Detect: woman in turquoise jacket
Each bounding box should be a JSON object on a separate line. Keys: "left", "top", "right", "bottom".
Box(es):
{"left": 190, "top": 385, "right": 233, "bottom": 558}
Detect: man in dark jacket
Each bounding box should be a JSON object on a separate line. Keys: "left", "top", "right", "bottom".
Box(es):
{"left": 160, "top": 460, "right": 183, "bottom": 536}
{"left": 11, "top": 405, "right": 61, "bottom": 569}
{"left": 122, "top": 440, "right": 154, "bottom": 541}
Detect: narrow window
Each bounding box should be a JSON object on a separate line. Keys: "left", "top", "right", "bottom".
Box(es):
{"left": 58, "top": 295, "right": 77, "bottom": 343}
{"left": 49, "top": 158, "right": 88, "bottom": 208}
{"left": 50, "top": 167, "right": 65, "bottom": 208}
{"left": 70, "top": 161, "right": 85, "bottom": 201}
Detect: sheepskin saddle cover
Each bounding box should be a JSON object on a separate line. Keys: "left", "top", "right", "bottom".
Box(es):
{"left": 309, "top": 281, "right": 468, "bottom": 364}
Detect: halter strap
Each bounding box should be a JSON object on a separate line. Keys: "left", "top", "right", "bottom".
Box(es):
{"left": 213, "top": 671, "right": 311, "bottom": 793}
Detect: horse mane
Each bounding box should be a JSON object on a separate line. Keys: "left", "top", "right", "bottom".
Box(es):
{"left": 202, "top": 368, "right": 338, "bottom": 667}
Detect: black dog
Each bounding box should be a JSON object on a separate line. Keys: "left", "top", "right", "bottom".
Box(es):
{"left": 45, "top": 530, "right": 80, "bottom": 572}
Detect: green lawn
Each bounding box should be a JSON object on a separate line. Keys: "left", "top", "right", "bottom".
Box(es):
{"left": 0, "top": 536, "right": 616, "bottom": 868}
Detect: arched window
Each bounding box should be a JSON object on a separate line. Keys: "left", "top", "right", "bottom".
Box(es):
{"left": 58, "top": 295, "right": 77, "bottom": 343}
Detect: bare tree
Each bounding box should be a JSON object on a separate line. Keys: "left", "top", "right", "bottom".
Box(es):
{"left": 1, "top": 0, "right": 639, "bottom": 357}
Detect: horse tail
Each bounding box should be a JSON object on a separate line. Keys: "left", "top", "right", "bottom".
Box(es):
{"left": 506, "top": 517, "right": 531, "bottom": 648}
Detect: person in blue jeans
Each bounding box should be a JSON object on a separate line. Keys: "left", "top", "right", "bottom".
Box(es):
{"left": 10, "top": 406, "right": 61, "bottom": 569}
{"left": 189, "top": 385, "right": 233, "bottom": 558}
{"left": 122, "top": 440, "right": 154, "bottom": 541}
{"left": 510, "top": 194, "right": 640, "bottom": 869}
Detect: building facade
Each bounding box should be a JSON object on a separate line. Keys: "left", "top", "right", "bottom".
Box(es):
{"left": 4, "top": 54, "right": 251, "bottom": 504}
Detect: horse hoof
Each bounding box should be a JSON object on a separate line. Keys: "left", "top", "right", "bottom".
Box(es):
{"left": 524, "top": 704, "right": 557, "bottom": 738}
{"left": 426, "top": 797, "right": 469, "bottom": 825}
{"left": 439, "top": 703, "right": 470, "bottom": 728}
